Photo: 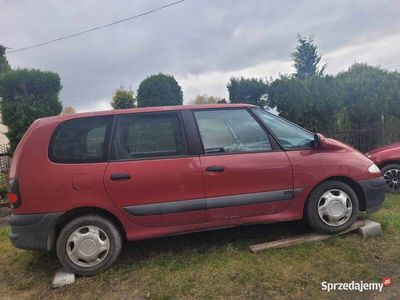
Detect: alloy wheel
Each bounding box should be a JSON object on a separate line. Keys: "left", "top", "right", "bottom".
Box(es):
{"left": 383, "top": 168, "right": 400, "bottom": 192}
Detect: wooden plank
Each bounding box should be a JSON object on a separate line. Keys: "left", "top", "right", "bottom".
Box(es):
{"left": 249, "top": 233, "right": 330, "bottom": 253}
{"left": 337, "top": 219, "right": 365, "bottom": 235}
{"left": 249, "top": 219, "right": 366, "bottom": 253}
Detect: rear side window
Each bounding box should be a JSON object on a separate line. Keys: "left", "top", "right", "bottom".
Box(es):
{"left": 194, "top": 109, "right": 271, "bottom": 154}
{"left": 112, "top": 112, "right": 188, "bottom": 160}
{"left": 49, "top": 116, "right": 113, "bottom": 163}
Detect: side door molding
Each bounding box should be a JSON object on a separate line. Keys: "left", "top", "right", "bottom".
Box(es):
{"left": 123, "top": 188, "right": 303, "bottom": 216}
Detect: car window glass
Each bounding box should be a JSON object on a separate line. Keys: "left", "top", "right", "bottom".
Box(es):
{"left": 253, "top": 109, "right": 314, "bottom": 149}
{"left": 86, "top": 126, "right": 107, "bottom": 155}
{"left": 50, "top": 116, "right": 113, "bottom": 163}
{"left": 113, "top": 112, "right": 187, "bottom": 160}
{"left": 194, "top": 109, "right": 271, "bottom": 154}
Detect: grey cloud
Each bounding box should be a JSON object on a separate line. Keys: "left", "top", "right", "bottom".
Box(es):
{"left": 1, "top": 0, "right": 399, "bottom": 110}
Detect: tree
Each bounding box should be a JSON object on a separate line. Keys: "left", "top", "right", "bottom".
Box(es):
{"left": 268, "top": 74, "right": 341, "bottom": 131}
{"left": 193, "top": 94, "right": 221, "bottom": 105}
{"left": 0, "top": 45, "right": 11, "bottom": 76}
{"left": 304, "top": 75, "right": 343, "bottom": 131}
{"left": 227, "top": 77, "right": 268, "bottom": 107}
{"left": 268, "top": 75, "right": 310, "bottom": 126}
{"left": 111, "top": 86, "right": 136, "bottom": 109}
{"left": 61, "top": 106, "right": 76, "bottom": 114}
{"left": 0, "top": 69, "right": 63, "bottom": 151}
{"left": 137, "top": 73, "right": 183, "bottom": 107}
{"left": 291, "top": 35, "right": 325, "bottom": 79}
{"left": 336, "top": 63, "right": 400, "bottom": 123}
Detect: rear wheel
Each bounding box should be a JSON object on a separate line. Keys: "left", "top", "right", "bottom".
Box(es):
{"left": 381, "top": 164, "right": 400, "bottom": 193}
{"left": 305, "top": 181, "right": 359, "bottom": 233}
{"left": 56, "top": 215, "right": 122, "bottom": 276}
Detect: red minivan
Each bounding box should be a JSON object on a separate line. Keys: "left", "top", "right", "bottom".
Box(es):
{"left": 8, "top": 104, "right": 386, "bottom": 275}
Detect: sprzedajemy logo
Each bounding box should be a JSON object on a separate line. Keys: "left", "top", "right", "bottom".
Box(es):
{"left": 321, "top": 277, "right": 392, "bottom": 293}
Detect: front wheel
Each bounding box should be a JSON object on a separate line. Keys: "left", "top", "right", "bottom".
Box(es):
{"left": 56, "top": 214, "right": 122, "bottom": 276}
{"left": 381, "top": 164, "right": 400, "bottom": 193}
{"left": 304, "top": 181, "right": 359, "bottom": 233}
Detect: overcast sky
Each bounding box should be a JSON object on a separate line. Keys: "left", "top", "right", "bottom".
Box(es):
{"left": 1, "top": 0, "right": 400, "bottom": 112}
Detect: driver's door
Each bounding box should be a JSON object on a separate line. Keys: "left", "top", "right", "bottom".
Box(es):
{"left": 193, "top": 108, "right": 294, "bottom": 221}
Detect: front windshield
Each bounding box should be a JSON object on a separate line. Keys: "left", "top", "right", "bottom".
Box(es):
{"left": 252, "top": 109, "right": 314, "bottom": 149}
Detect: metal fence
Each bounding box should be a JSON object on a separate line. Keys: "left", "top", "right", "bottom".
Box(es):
{"left": 324, "top": 123, "right": 382, "bottom": 152}
{"left": 0, "top": 144, "right": 10, "bottom": 206}
{"left": 324, "top": 119, "right": 400, "bottom": 152}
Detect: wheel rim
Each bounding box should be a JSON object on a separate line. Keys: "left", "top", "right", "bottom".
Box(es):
{"left": 317, "top": 189, "right": 353, "bottom": 227}
{"left": 66, "top": 225, "right": 110, "bottom": 268}
{"left": 383, "top": 168, "right": 400, "bottom": 192}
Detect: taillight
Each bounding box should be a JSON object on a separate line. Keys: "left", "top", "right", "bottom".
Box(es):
{"left": 8, "top": 179, "right": 21, "bottom": 208}
{"left": 7, "top": 192, "right": 18, "bottom": 204}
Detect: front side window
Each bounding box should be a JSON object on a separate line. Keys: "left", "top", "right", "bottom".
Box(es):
{"left": 113, "top": 112, "right": 188, "bottom": 160}
{"left": 50, "top": 116, "right": 113, "bottom": 163}
{"left": 194, "top": 109, "right": 271, "bottom": 154}
{"left": 252, "top": 109, "right": 314, "bottom": 149}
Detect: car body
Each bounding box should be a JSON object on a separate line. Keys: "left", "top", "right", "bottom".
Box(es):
{"left": 7, "top": 104, "right": 386, "bottom": 275}
{"left": 366, "top": 142, "right": 400, "bottom": 192}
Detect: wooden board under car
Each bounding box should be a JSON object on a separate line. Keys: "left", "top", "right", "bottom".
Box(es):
{"left": 249, "top": 219, "right": 366, "bottom": 253}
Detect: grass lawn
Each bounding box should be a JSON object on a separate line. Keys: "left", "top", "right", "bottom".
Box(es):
{"left": 0, "top": 194, "right": 399, "bottom": 299}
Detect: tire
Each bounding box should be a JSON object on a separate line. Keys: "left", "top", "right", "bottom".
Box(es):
{"left": 381, "top": 164, "right": 400, "bottom": 193}
{"left": 304, "top": 181, "right": 359, "bottom": 234}
{"left": 56, "top": 214, "right": 122, "bottom": 276}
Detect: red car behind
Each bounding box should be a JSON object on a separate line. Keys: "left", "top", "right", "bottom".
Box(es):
{"left": 367, "top": 142, "right": 400, "bottom": 192}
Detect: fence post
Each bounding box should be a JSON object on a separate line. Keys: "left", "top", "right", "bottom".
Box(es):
{"left": 381, "top": 114, "right": 385, "bottom": 145}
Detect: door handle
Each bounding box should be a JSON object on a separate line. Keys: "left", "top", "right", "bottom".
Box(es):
{"left": 110, "top": 173, "right": 131, "bottom": 181}
{"left": 205, "top": 166, "right": 225, "bottom": 173}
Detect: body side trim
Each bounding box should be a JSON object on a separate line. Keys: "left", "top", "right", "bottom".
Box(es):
{"left": 124, "top": 188, "right": 303, "bottom": 216}
{"left": 124, "top": 198, "right": 205, "bottom": 216}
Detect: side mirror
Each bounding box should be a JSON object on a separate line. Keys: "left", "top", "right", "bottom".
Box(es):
{"left": 314, "top": 133, "right": 325, "bottom": 148}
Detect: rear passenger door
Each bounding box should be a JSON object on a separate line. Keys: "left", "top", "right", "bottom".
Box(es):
{"left": 103, "top": 111, "right": 206, "bottom": 228}
{"left": 193, "top": 108, "right": 294, "bottom": 221}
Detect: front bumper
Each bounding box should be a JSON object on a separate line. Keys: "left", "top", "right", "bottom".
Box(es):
{"left": 9, "top": 212, "right": 62, "bottom": 251}
{"left": 358, "top": 176, "right": 386, "bottom": 213}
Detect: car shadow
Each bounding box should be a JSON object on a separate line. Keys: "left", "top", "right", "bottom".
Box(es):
{"left": 1, "top": 220, "right": 313, "bottom": 280}
{"left": 119, "top": 220, "right": 313, "bottom": 261}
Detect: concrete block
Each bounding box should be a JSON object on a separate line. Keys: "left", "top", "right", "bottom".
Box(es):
{"left": 52, "top": 268, "right": 75, "bottom": 288}
{"left": 358, "top": 220, "right": 382, "bottom": 238}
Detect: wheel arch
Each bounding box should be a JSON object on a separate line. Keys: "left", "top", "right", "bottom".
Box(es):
{"left": 48, "top": 206, "right": 127, "bottom": 251}
{"left": 378, "top": 160, "right": 400, "bottom": 169}
{"left": 304, "top": 176, "right": 366, "bottom": 215}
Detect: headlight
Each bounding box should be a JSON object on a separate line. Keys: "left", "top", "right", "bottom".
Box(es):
{"left": 368, "top": 164, "right": 381, "bottom": 174}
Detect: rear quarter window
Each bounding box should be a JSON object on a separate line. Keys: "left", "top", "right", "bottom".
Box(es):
{"left": 49, "top": 116, "right": 113, "bottom": 163}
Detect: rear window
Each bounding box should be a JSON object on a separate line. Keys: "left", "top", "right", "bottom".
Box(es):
{"left": 49, "top": 116, "right": 113, "bottom": 163}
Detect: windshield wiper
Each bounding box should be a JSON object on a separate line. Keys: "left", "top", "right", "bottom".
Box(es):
{"left": 205, "top": 147, "right": 225, "bottom": 154}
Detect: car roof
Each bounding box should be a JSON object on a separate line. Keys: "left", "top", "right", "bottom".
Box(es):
{"left": 40, "top": 103, "right": 257, "bottom": 123}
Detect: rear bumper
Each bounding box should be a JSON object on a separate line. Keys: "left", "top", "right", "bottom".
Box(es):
{"left": 9, "top": 212, "right": 62, "bottom": 251}
{"left": 358, "top": 176, "right": 386, "bottom": 213}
